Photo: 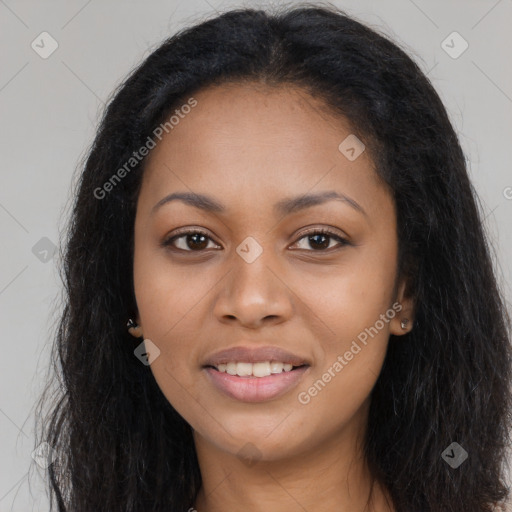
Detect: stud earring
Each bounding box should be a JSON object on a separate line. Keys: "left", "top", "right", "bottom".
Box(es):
{"left": 127, "top": 318, "right": 143, "bottom": 338}
{"left": 400, "top": 318, "right": 409, "bottom": 330}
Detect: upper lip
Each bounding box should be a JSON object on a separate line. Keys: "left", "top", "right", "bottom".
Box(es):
{"left": 203, "top": 346, "right": 310, "bottom": 368}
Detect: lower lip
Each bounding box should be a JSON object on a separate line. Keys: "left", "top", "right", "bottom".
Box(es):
{"left": 203, "top": 366, "right": 310, "bottom": 402}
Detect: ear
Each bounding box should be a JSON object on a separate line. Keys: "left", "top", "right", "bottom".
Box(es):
{"left": 389, "top": 278, "right": 415, "bottom": 336}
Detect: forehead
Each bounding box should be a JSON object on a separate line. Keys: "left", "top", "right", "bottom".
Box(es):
{"left": 150, "top": 82, "right": 360, "bottom": 157}
{"left": 138, "top": 82, "right": 389, "bottom": 220}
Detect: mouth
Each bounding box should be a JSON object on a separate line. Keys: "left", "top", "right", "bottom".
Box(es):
{"left": 202, "top": 345, "right": 311, "bottom": 402}
{"left": 204, "top": 361, "right": 309, "bottom": 378}
{"left": 202, "top": 362, "right": 311, "bottom": 402}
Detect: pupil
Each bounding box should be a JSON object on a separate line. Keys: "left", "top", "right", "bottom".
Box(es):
{"left": 310, "top": 234, "right": 329, "bottom": 249}
{"left": 188, "top": 233, "right": 208, "bottom": 250}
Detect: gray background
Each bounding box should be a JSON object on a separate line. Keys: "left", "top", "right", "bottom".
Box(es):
{"left": 1, "top": 0, "right": 511, "bottom": 509}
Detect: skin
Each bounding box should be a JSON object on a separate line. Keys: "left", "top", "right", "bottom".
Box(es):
{"left": 132, "top": 82, "right": 414, "bottom": 512}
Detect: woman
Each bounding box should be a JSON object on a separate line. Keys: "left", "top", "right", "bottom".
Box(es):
{"left": 37, "top": 4, "right": 512, "bottom": 511}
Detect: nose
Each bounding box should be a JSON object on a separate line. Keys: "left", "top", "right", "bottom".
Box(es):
{"left": 213, "top": 245, "right": 294, "bottom": 329}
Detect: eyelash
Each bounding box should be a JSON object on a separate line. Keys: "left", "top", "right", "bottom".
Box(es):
{"left": 161, "top": 227, "right": 349, "bottom": 253}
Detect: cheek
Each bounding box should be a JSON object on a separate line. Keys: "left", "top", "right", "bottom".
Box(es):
{"left": 133, "top": 238, "right": 215, "bottom": 339}
{"left": 132, "top": 242, "right": 219, "bottom": 410}
{"left": 290, "top": 241, "right": 396, "bottom": 411}
{"left": 294, "top": 290, "right": 393, "bottom": 440}
{"left": 292, "top": 242, "right": 398, "bottom": 343}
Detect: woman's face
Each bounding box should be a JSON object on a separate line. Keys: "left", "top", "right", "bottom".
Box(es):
{"left": 133, "top": 82, "right": 412, "bottom": 462}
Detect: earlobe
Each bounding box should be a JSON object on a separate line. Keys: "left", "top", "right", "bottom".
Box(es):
{"left": 390, "top": 280, "right": 415, "bottom": 336}
{"left": 127, "top": 317, "right": 143, "bottom": 339}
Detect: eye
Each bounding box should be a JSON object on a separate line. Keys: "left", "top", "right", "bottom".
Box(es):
{"left": 161, "top": 227, "right": 349, "bottom": 254}
{"left": 291, "top": 228, "right": 349, "bottom": 252}
{"left": 161, "top": 229, "right": 221, "bottom": 252}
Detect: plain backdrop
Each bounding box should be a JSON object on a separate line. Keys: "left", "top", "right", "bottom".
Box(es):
{"left": 0, "top": 0, "right": 511, "bottom": 509}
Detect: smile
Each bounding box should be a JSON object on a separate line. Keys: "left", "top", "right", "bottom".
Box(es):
{"left": 212, "top": 361, "right": 304, "bottom": 377}
{"left": 203, "top": 364, "right": 310, "bottom": 402}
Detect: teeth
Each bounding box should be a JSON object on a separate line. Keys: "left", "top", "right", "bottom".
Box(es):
{"left": 253, "top": 362, "right": 271, "bottom": 377}
{"left": 216, "top": 361, "right": 296, "bottom": 377}
{"left": 236, "top": 362, "right": 252, "bottom": 376}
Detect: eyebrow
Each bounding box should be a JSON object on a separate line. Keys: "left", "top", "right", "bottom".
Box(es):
{"left": 150, "top": 190, "right": 366, "bottom": 217}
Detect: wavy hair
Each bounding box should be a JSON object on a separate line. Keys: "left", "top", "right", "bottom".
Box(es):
{"left": 37, "top": 3, "right": 512, "bottom": 511}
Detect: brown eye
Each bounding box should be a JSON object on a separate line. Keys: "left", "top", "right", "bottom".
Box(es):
{"left": 162, "top": 230, "right": 220, "bottom": 252}
{"left": 292, "top": 229, "right": 349, "bottom": 251}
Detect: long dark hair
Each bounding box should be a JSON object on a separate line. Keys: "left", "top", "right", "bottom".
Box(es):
{"left": 37, "top": 3, "right": 512, "bottom": 511}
